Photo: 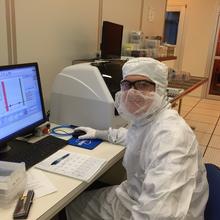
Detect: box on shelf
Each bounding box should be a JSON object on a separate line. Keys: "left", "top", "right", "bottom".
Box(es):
{"left": 168, "top": 68, "right": 191, "bottom": 81}
{"left": 0, "top": 161, "right": 26, "bottom": 206}
{"left": 144, "top": 39, "right": 160, "bottom": 49}
{"left": 164, "top": 43, "right": 175, "bottom": 56}
{"left": 129, "top": 31, "right": 144, "bottom": 44}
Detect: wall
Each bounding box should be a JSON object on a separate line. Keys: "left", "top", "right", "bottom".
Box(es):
{"left": 102, "top": 0, "right": 142, "bottom": 44}
{"left": 184, "top": 0, "right": 219, "bottom": 97}
{"left": 0, "top": 0, "right": 166, "bottom": 109}
{"left": 167, "top": 0, "right": 220, "bottom": 97}
{"left": 14, "top": 0, "right": 99, "bottom": 108}
{"left": 142, "top": 0, "right": 167, "bottom": 37}
{"left": 0, "top": 0, "right": 8, "bottom": 65}
{"left": 181, "top": 0, "right": 219, "bottom": 77}
{"left": 167, "top": 0, "right": 185, "bottom": 6}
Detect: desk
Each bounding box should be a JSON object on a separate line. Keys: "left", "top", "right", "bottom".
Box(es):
{"left": 168, "top": 76, "right": 208, "bottom": 113}
{"left": 1, "top": 141, "right": 125, "bottom": 220}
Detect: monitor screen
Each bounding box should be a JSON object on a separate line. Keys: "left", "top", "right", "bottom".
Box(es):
{"left": 0, "top": 63, "right": 46, "bottom": 149}
{"left": 100, "top": 21, "right": 123, "bottom": 59}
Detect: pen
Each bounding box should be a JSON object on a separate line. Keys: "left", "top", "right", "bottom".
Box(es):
{"left": 51, "top": 153, "right": 70, "bottom": 165}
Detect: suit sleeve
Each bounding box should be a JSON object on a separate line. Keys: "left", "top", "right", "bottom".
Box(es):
{"left": 107, "top": 127, "right": 128, "bottom": 145}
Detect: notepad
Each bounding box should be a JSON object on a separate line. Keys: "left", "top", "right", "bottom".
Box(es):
{"left": 35, "top": 150, "right": 107, "bottom": 182}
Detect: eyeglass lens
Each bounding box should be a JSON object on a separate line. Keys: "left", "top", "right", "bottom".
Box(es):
{"left": 120, "top": 80, "right": 155, "bottom": 91}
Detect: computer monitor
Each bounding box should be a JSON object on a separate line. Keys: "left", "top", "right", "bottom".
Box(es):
{"left": 100, "top": 21, "right": 123, "bottom": 59}
{"left": 0, "top": 63, "right": 46, "bottom": 152}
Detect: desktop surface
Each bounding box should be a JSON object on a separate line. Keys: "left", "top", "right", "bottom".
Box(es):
{"left": 0, "top": 135, "right": 67, "bottom": 169}
{"left": 1, "top": 140, "right": 125, "bottom": 220}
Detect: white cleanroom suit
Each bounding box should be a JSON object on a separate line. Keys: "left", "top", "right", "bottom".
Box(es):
{"left": 65, "top": 57, "right": 208, "bottom": 220}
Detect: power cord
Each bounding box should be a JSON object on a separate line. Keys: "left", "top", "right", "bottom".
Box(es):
{"left": 50, "top": 125, "right": 76, "bottom": 136}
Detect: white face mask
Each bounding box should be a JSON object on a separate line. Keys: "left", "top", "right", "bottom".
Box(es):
{"left": 115, "top": 89, "right": 163, "bottom": 122}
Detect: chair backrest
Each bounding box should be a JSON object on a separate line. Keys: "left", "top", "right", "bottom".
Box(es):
{"left": 204, "top": 163, "right": 220, "bottom": 220}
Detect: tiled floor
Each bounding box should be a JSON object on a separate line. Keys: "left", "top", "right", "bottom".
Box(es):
{"left": 173, "top": 96, "right": 220, "bottom": 167}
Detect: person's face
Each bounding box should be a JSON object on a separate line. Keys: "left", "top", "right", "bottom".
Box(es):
{"left": 120, "top": 75, "right": 156, "bottom": 115}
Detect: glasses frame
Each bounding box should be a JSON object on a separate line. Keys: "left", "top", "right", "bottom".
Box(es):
{"left": 120, "top": 79, "right": 155, "bottom": 91}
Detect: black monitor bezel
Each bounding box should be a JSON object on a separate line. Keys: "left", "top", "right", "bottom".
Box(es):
{"left": 0, "top": 62, "right": 47, "bottom": 145}
{"left": 100, "top": 21, "right": 123, "bottom": 59}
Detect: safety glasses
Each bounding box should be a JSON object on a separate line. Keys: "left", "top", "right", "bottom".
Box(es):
{"left": 120, "top": 79, "right": 155, "bottom": 91}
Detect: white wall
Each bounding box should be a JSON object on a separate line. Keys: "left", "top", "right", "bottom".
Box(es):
{"left": 142, "top": 0, "right": 166, "bottom": 37}
{"left": 102, "top": 0, "right": 142, "bottom": 44}
{"left": 14, "top": 0, "right": 99, "bottom": 108}
{"left": 0, "top": 0, "right": 8, "bottom": 65}
{"left": 181, "top": 0, "right": 218, "bottom": 76}
{"left": 0, "top": 0, "right": 167, "bottom": 109}
{"left": 167, "top": 0, "right": 185, "bottom": 6}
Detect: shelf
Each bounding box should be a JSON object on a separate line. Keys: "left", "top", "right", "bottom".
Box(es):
{"left": 156, "top": 56, "right": 177, "bottom": 61}
{"left": 72, "top": 56, "right": 177, "bottom": 65}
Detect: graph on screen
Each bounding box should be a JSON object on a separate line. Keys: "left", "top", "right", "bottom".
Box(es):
{"left": 1, "top": 78, "right": 25, "bottom": 113}
{"left": 0, "top": 70, "right": 42, "bottom": 130}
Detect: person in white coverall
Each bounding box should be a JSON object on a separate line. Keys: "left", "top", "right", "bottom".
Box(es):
{"left": 65, "top": 57, "right": 209, "bottom": 220}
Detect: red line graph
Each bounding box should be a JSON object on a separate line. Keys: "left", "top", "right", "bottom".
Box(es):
{"left": 1, "top": 81, "right": 9, "bottom": 112}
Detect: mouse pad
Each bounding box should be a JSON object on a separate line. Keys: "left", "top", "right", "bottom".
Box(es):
{"left": 68, "top": 137, "right": 103, "bottom": 150}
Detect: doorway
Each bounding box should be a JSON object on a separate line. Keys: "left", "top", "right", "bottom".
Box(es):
{"left": 207, "top": 13, "right": 220, "bottom": 98}
{"left": 164, "top": 11, "right": 180, "bottom": 45}
{"left": 164, "top": 4, "right": 186, "bottom": 71}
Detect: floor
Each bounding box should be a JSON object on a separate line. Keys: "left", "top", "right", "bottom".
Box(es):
{"left": 174, "top": 96, "right": 220, "bottom": 167}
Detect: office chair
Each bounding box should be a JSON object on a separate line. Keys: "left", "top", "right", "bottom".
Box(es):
{"left": 204, "top": 163, "right": 220, "bottom": 220}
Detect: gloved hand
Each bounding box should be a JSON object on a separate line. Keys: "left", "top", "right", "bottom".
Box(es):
{"left": 74, "top": 127, "right": 96, "bottom": 139}
{"left": 74, "top": 126, "right": 109, "bottom": 141}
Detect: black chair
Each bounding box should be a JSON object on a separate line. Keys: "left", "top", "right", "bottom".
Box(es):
{"left": 204, "top": 163, "right": 220, "bottom": 220}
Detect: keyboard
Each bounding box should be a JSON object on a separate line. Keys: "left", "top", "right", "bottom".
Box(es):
{"left": 0, "top": 136, "right": 67, "bottom": 169}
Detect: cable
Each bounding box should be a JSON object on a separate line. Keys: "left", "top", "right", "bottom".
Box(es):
{"left": 50, "top": 125, "right": 76, "bottom": 136}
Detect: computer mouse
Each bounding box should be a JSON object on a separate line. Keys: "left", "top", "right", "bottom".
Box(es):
{"left": 72, "top": 130, "right": 86, "bottom": 138}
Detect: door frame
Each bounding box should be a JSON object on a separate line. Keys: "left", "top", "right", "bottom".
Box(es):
{"left": 205, "top": 8, "right": 220, "bottom": 100}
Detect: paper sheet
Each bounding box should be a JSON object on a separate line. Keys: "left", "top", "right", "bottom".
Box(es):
{"left": 27, "top": 169, "right": 57, "bottom": 198}
{"left": 36, "top": 149, "right": 107, "bottom": 182}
